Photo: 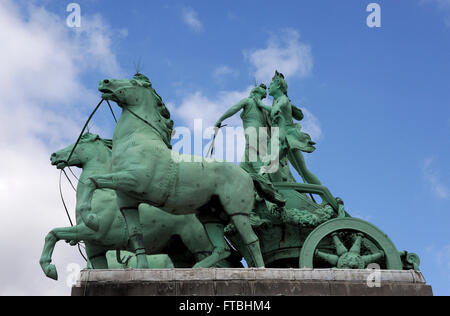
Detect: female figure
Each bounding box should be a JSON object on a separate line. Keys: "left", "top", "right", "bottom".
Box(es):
{"left": 259, "top": 71, "right": 322, "bottom": 185}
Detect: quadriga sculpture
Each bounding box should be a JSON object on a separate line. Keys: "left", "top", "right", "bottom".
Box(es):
{"left": 75, "top": 73, "right": 265, "bottom": 269}
{"left": 40, "top": 133, "right": 239, "bottom": 280}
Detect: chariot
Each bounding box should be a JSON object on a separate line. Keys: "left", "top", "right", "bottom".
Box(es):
{"left": 226, "top": 181, "right": 420, "bottom": 271}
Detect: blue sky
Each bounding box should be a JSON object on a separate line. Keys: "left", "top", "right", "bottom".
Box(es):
{"left": 0, "top": 0, "right": 448, "bottom": 295}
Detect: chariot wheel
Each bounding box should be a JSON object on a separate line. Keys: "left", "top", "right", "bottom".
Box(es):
{"left": 299, "top": 218, "right": 403, "bottom": 270}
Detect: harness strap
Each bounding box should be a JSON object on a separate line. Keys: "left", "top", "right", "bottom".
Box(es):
{"left": 125, "top": 107, "right": 171, "bottom": 148}
{"left": 156, "top": 159, "right": 178, "bottom": 208}
{"left": 245, "top": 239, "right": 259, "bottom": 246}
{"left": 88, "top": 177, "right": 100, "bottom": 190}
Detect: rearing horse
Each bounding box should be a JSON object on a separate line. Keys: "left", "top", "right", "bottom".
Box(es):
{"left": 77, "top": 73, "right": 265, "bottom": 268}
{"left": 40, "top": 133, "right": 235, "bottom": 280}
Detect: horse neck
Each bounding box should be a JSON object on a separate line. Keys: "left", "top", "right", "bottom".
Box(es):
{"left": 132, "top": 93, "right": 157, "bottom": 118}
{"left": 77, "top": 145, "right": 112, "bottom": 191}
{"left": 120, "top": 97, "right": 171, "bottom": 143}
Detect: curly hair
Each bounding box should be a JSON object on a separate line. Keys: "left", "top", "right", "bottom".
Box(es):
{"left": 250, "top": 83, "right": 267, "bottom": 97}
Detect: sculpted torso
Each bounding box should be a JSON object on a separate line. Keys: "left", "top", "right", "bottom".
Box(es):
{"left": 271, "top": 95, "right": 292, "bottom": 127}
{"left": 241, "top": 98, "right": 269, "bottom": 129}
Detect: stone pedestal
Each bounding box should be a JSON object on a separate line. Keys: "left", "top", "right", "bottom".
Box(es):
{"left": 72, "top": 268, "right": 433, "bottom": 296}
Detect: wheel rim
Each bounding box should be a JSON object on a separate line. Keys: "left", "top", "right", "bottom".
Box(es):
{"left": 299, "top": 218, "right": 403, "bottom": 270}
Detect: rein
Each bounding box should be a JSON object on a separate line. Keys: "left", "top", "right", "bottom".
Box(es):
{"left": 64, "top": 99, "right": 104, "bottom": 166}
{"left": 124, "top": 106, "right": 167, "bottom": 141}
{"left": 206, "top": 124, "right": 227, "bottom": 158}
{"left": 57, "top": 93, "right": 168, "bottom": 263}
{"left": 59, "top": 169, "right": 88, "bottom": 262}
{"left": 57, "top": 97, "right": 117, "bottom": 263}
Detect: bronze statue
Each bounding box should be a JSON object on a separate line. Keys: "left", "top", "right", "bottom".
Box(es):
{"left": 258, "top": 71, "right": 322, "bottom": 185}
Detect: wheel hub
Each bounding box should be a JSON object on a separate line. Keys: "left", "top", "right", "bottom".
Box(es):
{"left": 337, "top": 252, "right": 365, "bottom": 269}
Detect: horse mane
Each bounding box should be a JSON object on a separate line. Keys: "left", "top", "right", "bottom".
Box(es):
{"left": 100, "top": 138, "right": 113, "bottom": 150}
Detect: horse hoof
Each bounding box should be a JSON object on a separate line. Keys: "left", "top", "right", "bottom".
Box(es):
{"left": 136, "top": 254, "right": 149, "bottom": 269}
{"left": 45, "top": 264, "right": 58, "bottom": 280}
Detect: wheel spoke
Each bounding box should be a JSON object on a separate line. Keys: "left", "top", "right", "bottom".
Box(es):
{"left": 331, "top": 233, "right": 348, "bottom": 256}
{"left": 315, "top": 250, "right": 339, "bottom": 266}
{"left": 349, "top": 233, "right": 363, "bottom": 255}
{"left": 362, "top": 251, "right": 384, "bottom": 265}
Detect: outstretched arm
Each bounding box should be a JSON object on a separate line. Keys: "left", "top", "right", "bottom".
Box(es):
{"left": 215, "top": 99, "right": 247, "bottom": 127}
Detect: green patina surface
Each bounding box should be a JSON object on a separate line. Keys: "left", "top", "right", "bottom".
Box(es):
{"left": 41, "top": 71, "right": 420, "bottom": 281}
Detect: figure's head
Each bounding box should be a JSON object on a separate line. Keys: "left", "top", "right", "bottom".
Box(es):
{"left": 98, "top": 73, "right": 159, "bottom": 107}
{"left": 269, "top": 71, "right": 288, "bottom": 97}
{"left": 50, "top": 133, "right": 112, "bottom": 169}
{"left": 250, "top": 84, "right": 267, "bottom": 100}
{"left": 298, "top": 132, "right": 316, "bottom": 153}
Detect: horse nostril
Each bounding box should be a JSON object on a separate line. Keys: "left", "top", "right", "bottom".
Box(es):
{"left": 104, "top": 79, "right": 110, "bottom": 84}
{"left": 51, "top": 153, "right": 56, "bottom": 158}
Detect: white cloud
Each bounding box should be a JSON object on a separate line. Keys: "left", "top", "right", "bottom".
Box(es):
{"left": 213, "top": 65, "right": 239, "bottom": 80}
{"left": 170, "top": 27, "right": 320, "bottom": 163}
{"left": 181, "top": 7, "right": 203, "bottom": 32}
{"left": 423, "top": 157, "right": 449, "bottom": 199}
{"left": 170, "top": 87, "right": 251, "bottom": 162}
{"left": 170, "top": 86, "right": 322, "bottom": 163}
{"left": 0, "top": 0, "right": 123, "bottom": 295}
{"left": 301, "top": 108, "right": 322, "bottom": 141}
{"left": 172, "top": 87, "right": 252, "bottom": 131}
{"left": 244, "top": 28, "right": 313, "bottom": 83}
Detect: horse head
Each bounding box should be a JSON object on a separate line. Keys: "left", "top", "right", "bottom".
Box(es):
{"left": 50, "top": 133, "right": 112, "bottom": 169}
{"left": 98, "top": 73, "right": 162, "bottom": 108}
{"left": 99, "top": 73, "right": 173, "bottom": 145}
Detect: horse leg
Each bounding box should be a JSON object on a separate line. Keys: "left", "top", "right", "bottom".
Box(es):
{"left": 229, "top": 214, "right": 265, "bottom": 268}
{"left": 77, "top": 179, "right": 100, "bottom": 231}
{"left": 120, "top": 206, "right": 149, "bottom": 269}
{"left": 177, "top": 217, "right": 214, "bottom": 263}
{"left": 40, "top": 224, "right": 97, "bottom": 280}
{"left": 86, "top": 172, "right": 149, "bottom": 269}
{"left": 85, "top": 244, "right": 108, "bottom": 269}
{"left": 40, "top": 230, "right": 61, "bottom": 280}
{"left": 79, "top": 171, "right": 137, "bottom": 232}
{"left": 192, "top": 220, "right": 230, "bottom": 268}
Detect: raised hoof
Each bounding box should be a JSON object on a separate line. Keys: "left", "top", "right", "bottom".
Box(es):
{"left": 45, "top": 264, "right": 58, "bottom": 280}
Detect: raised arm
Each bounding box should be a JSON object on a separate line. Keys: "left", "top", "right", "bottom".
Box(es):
{"left": 215, "top": 99, "right": 247, "bottom": 127}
